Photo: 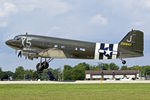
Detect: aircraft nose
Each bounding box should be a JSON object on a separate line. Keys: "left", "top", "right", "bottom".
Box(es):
{"left": 5, "top": 40, "right": 12, "bottom": 46}
{"left": 5, "top": 39, "right": 22, "bottom": 49}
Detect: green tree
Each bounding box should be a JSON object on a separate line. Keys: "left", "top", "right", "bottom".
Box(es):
{"left": 13, "top": 66, "right": 25, "bottom": 80}
{"left": 0, "top": 68, "right": 14, "bottom": 80}
{"left": 32, "top": 71, "right": 38, "bottom": 80}
{"left": 121, "top": 66, "right": 128, "bottom": 70}
{"left": 77, "top": 62, "right": 90, "bottom": 70}
{"left": 47, "top": 68, "right": 56, "bottom": 80}
{"left": 40, "top": 69, "right": 49, "bottom": 80}
{"left": 72, "top": 64, "right": 85, "bottom": 80}
{"left": 5, "top": 71, "right": 14, "bottom": 77}
{"left": 47, "top": 68, "right": 61, "bottom": 81}
{"left": 128, "top": 65, "right": 141, "bottom": 70}
{"left": 101, "top": 63, "right": 109, "bottom": 70}
{"left": 0, "top": 68, "right": 3, "bottom": 79}
{"left": 63, "top": 65, "right": 73, "bottom": 80}
{"left": 0, "top": 72, "right": 9, "bottom": 80}
{"left": 24, "top": 69, "right": 34, "bottom": 80}
{"left": 0, "top": 68, "right": 2, "bottom": 72}
{"left": 90, "top": 65, "right": 101, "bottom": 71}
{"left": 109, "top": 63, "right": 119, "bottom": 70}
{"left": 128, "top": 65, "right": 143, "bottom": 77}
{"left": 142, "top": 66, "right": 150, "bottom": 77}
{"left": 54, "top": 68, "right": 63, "bottom": 81}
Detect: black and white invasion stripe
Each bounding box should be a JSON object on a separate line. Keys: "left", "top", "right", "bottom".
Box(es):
{"left": 94, "top": 43, "right": 118, "bottom": 60}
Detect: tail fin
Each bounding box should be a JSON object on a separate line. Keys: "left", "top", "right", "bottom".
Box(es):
{"left": 118, "top": 30, "right": 144, "bottom": 58}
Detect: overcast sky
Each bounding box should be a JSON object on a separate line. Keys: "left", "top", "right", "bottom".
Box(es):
{"left": 0, "top": 0, "right": 150, "bottom": 71}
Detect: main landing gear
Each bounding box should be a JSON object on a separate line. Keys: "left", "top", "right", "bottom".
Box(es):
{"left": 36, "top": 58, "right": 54, "bottom": 73}
{"left": 120, "top": 58, "right": 126, "bottom": 65}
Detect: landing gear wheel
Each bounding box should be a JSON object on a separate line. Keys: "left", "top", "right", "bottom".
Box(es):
{"left": 122, "top": 60, "right": 126, "bottom": 65}
{"left": 36, "top": 63, "right": 44, "bottom": 72}
{"left": 36, "top": 58, "right": 53, "bottom": 72}
{"left": 42, "top": 61, "right": 49, "bottom": 69}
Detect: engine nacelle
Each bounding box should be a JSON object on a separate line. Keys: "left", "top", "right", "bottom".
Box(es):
{"left": 21, "top": 51, "right": 38, "bottom": 60}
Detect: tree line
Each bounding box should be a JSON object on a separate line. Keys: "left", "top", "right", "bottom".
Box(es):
{"left": 0, "top": 62, "right": 150, "bottom": 81}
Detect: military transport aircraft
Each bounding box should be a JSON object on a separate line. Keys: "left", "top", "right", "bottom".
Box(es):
{"left": 5, "top": 30, "right": 144, "bottom": 72}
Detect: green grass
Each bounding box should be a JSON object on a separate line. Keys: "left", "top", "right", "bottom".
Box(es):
{"left": 0, "top": 84, "right": 150, "bottom": 100}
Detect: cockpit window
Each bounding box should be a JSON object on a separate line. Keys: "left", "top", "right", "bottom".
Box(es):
{"left": 14, "top": 36, "right": 21, "bottom": 40}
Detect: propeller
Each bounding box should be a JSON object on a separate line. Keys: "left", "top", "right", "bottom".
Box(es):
{"left": 26, "top": 32, "right": 28, "bottom": 37}
{"left": 17, "top": 32, "right": 29, "bottom": 59}
{"left": 25, "top": 56, "right": 28, "bottom": 59}
{"left": 18, "top": 51, "right": 22, "bottom": 58}
{"left": 15, "top": 50, "right": 17, "bottom": 55}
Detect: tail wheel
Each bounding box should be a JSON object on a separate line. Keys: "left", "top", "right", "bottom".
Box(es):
{"left": 122, "top": 60, "right": 126, "bottom": 64}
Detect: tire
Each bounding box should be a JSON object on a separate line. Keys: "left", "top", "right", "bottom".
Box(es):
{"left": 36, "top": 63, "right": 44, "bottom": 72}
{"left": 43, "top": 62, "right": 49, "bottom": 69}
{"left": 42, "top": 61, "right": 49, "bottom": 69}
{"left": 122, "top": 60, "right": 126, "bottom": 64}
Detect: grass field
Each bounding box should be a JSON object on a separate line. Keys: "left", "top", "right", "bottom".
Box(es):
{"left": 0, "top": 84, "right": 150, "bottom": 100}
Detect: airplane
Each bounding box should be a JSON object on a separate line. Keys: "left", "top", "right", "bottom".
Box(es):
{"left": 5, "top": 30, "right": 144, "bottom": 72}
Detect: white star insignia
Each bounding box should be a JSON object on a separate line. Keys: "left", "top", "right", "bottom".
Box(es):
{"left": 105, "top": 49, "right": 112, "bottom": 56}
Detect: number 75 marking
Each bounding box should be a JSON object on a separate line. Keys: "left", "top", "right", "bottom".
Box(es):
{"left": 22, "top": 37, "right": 32, "bottom": 48}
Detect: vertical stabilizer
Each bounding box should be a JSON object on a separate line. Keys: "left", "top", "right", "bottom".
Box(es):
{"left": 118, "top": 30, "right": 144, "bottom": 58}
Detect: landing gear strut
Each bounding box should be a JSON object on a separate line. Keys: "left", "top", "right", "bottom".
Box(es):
{"left": 120, "top": 58, "right": 126, "bottom": 65}
{"left": 36, "top": 58, "right": 54, "bottom": 73}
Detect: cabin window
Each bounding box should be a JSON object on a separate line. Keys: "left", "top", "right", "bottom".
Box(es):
{"left": 54, "top": 45, "right": 58, "bottom": 48}
{"left": 61, "top": 45, "right": 65, "bottom": 48}
{"left": 80, "top": 48, "right": 86, "bottom": 51}
{"left": 75, "top": 48, "right": 78, "bottom": 51}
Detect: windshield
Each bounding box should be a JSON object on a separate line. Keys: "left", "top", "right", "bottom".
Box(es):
{"left": 14, "top": 36, "right": 21, "bottom": 40}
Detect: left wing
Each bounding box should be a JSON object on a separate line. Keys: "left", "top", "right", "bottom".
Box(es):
{"left": 38, "top": 48, "right": 67, "bottom": 58}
